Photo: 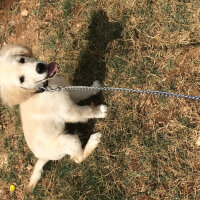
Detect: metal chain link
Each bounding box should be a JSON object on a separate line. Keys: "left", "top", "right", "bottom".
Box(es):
{"left": 40, "top": 85, "right": 200, "bottom": 101}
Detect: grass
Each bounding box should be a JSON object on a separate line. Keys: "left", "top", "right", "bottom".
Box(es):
{"left": 1, "top": 0, "right": 200, "bottom": 199}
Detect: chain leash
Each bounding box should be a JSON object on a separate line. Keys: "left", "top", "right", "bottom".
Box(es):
{"left": 40, "top": 85, "right": 200, "bottom": 101}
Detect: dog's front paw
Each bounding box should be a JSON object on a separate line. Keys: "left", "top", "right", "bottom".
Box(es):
{"left": 91, "top": 80, "right": 101, "bottom": 95}
{"left": 95, "top": 105, "right": 107, "bottom": 118}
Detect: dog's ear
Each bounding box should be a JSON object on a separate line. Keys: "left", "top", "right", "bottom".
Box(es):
{"left": 0, "top": 44, "right": 32, "bottom": 57}
{"left": 0, "top": 86, "right": 36, "bottom": 107}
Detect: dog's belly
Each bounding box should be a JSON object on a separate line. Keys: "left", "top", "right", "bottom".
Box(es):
{"left": 22, "top": 120, "right": 67, "bottom": 160}
{"left": 19, "top": 90, "right": 73, "bottom": 159}
{"left": 32, "top": 137, "right": 66, "bottom": 160}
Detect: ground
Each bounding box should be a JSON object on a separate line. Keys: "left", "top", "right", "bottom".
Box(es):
{"left": 0, "top": 0, "right": 200, "bottom": 199}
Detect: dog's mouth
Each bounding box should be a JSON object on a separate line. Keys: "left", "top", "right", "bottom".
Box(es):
{"left": 47, "top": 62, "right": 57, "bottom": 78}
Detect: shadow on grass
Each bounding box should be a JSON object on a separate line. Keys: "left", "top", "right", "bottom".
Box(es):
{"left": 66, "top": 10, "right": 123, "bottom": 147}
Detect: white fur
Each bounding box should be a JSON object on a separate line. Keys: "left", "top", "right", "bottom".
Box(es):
{"left": 0, "top": 44, "right": 107, "bottom": 191}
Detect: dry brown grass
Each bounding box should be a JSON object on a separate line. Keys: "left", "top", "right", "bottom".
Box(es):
{"left": 0, "top": 0, "right": 200, "bottom": 199}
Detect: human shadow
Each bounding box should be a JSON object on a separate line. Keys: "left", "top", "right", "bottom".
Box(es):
{"left": 66, "top": 10, "right": 123, "bottom": 147}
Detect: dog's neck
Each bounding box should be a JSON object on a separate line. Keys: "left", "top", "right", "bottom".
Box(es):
{"left": 0, "top": 86, "right": 36, "bottom": 106}
{"left": 0, "top": 80, "right": 49, "bottom": 106}
{"left": 36, "top": 80, "right": 49, "bottom": 93}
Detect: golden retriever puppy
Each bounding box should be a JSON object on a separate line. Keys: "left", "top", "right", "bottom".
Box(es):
{"left": 0, "top": 44, "right": 107, "bottom": 191}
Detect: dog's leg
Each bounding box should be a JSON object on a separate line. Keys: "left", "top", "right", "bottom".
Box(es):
{"left": 69, "top": 81, "right": 101, "bottom": 103}
{"left": 73, "top": 132, "right": 102, "bottom": 163}
{"left": 65, "top": 104, "right": 107, "bottom": 123}
{"left": 27, "top": 159, "right": 48, "bottom": 192}
{"left": 59, "top": 132, "right": 101, "bottom": 163}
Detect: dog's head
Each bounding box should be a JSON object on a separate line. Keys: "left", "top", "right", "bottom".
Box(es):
{"left": 0, "top": 44, "right": 57, "bottom": 106}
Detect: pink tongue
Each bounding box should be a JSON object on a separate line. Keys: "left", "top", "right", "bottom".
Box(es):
{"left": 47, "top": 62, "right": 57, "bottom": 76}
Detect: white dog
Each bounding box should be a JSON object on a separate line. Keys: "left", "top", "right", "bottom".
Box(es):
{"left": 0, "top": 44, "right": 107, "bottom": 191}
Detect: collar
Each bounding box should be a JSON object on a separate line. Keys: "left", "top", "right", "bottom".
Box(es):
{"left": 36, "top": 80, "right": 48, "bottom": 93}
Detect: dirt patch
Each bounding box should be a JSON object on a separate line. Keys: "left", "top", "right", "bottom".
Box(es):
{"left": 0, "top": 0, "right": 14, "bottom": 11}
{"left": 0, "top": 0, "right": 15, "bottom": 29}
{"left": 0, "top": 0, "right": 42, "bottom": 54}
{"left": 0, "top": 0, "right": 64, "bottom": 57}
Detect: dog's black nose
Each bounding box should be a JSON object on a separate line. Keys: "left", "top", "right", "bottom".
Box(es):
{"left": 36, "top": 63, "right": 46, "bottom": 74}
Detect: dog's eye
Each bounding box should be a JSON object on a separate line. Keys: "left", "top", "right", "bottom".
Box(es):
{"left": 19, "top": 58, "right": 25, "bottom": 63}
{"left": 19, "top": 76, "right": 25, "bottom": 83}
